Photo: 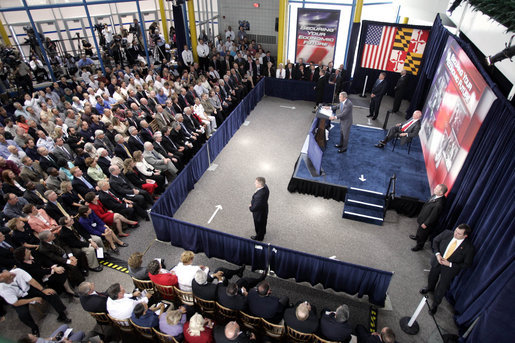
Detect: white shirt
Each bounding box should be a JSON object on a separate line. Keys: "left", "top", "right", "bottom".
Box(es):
{"left": 276, "top": 69, "right": 286, "bottom": 79}
{"left": 171, "top": 263, "right": 209, "bottom": 292}
{"left": 7, "top": 150, "right": 27, "bottom": 167}
{"left": 0, "top": 268, "right": 32, "bottom": 305}
{"left": 36, "top": 137, "right": 55, "bottom": 152}
{"left": 225, "top": 30, "right": 235, "bottom": 41}
{"left": 106, "top": 293, "right": 148, "bottom": 320}
{"left": 182, "top": 50, "right": 194, "bottom": 66}
{"left": 197, "top": 43, "right": 209, "bottom": 58}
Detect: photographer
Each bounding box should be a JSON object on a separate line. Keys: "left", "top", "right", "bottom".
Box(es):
{"left": 82, "top": 39, "right": 93, "bottom": 57}
{"left": 14, "top": 60, "right": 33, "bottom": 95}
{"left": 129, "top": 18, "right": 142, "bottom": 46}
{"left": 109, "top": 34, "right": 125, "bottom": 67}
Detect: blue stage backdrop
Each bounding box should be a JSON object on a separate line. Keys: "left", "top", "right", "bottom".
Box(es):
{"left": 408, "top": 15, "right": 515, "bottom": 342}
{"left": 151, "top": 77, "right": 393, "bottom": 307}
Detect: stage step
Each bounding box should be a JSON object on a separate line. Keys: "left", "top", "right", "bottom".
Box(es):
{"left": 342, "top": 188, "right": 386, "bottom": 226}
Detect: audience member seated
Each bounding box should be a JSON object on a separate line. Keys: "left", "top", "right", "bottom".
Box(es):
{"left": 97, "top": 179, "right": 137, "bottom": 221}
{"left": 318, "top": 304, "right": 352, "bottom": 342}
{"left": 7, "top": 217, "right": 39, "bottom": 249}
{"left": 159, "top": 305, "right": 187, "bottom": 340}
{"left": 84, "top": 191, "right": 138, "bottom": 237}
{"left": 77, "top": 205, "right": 128, "bottom": 254}
{"left": 23, "top": 203, "right": 61, "bottom": 235}
{"left": 142, "top": 141, "right": 178, "bottom": 181}
{"left": 128, "top": 252, "right": 150, "bottom": 280}
{"left": 78, "top": 281, "right": 108, "bottom": 313}
{"left": 0, "top": 231, "right": 16, "bottom": 270}
{"left": 2, "top": 169, "right": 26, "bottom": 197}
{"left": 131, "top": 302, "right": 164, "bottom": 328}
{"left": 122, "top": 158, "right": 159, "bottom": 196}
{"left": 57, "top": 216, "right": 104, "bottom": 272}
{"left": 38, "top": 230, "right": 87, "bottom": 288}
{"left": 17, "top": 324, "right": 84, "bottom": 343}
{"left": 43, "top": 190, "right": 71, "bottom": 222}
{"left": 85, "top": 157, "right": 107, "bottom": 182}
{"left": 217, "top": 282, "right": 248, "bottom": 311}
{"left": 355, "top": 325, "right": 396, "bottom": 343}
{"left": 172, "top": 251, "right": 210, "bottom": 292}
{"left": 0, "top": 268, "right": 71, "bottom": 336}
{"left": 59, "top": 181, "right": 83, "bottom": 216}
{"left": 247, "top": 280, "right": 289, "bottom": 324}
{"left": 147, "top": 259, "right": 178, "bottom": 287}
{"left": 106, "top": 282, "right": 151, "bottom": 320}
{"left": 284, "top": 301, "right": 318, "bottom": 334}
{"left": 132, "top": 150, "right": 167, "bottom": 193}
{"left": 183, "top": 312, "right": 214, "bottom": 343}
{"left": 213, "top": 321, "right": 256, "bottom": 343}
{"left": 4, "top": 193, "right": 29, "bottom": 220}
{"left": 71, "top": 166, "right": 97, "bottom": 197}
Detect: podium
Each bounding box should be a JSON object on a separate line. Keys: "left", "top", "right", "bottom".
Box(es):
{"left": 313, "top": 106, "right": 333, "bottom": 149}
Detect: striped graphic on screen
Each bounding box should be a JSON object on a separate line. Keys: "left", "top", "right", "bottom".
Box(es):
{"left": 361, "top": 25, "right": 396, "bottom": 70}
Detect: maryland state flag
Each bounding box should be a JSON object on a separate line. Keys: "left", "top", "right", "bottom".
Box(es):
{"left": 386, "top": 28, "right": 429, "bottom": 75}
{"left": 361, "top": 24, "right": 429, "bottom": 75}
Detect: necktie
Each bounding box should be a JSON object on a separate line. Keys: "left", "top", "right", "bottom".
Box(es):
{"left": 443, "top": 240, "right": 458, "bottom": 259}
{"left": 34, "top": 190, "right": 48, "bottom": 203}
{"left": 340, "top": 102, "right": 343, "bottom": 111}
{"left": 401, "top": 119, "right": 414, "bottom": 132}
{"left": 55, "top": 201, "right": 70, "bottom": 217}
{"left": 136, "top": 135, "right": 143, "bottom": 145}
{"left": 107, "top": 191, "right": 121, "bottom": 203}
{"left": 80, "top": 176, "right": 94, "bottom": 189}
{"left": 121, "top": 144, "right": 132, "bottom": 158}
{"left": 61, "top": 146, "right": 71, "bottom": 159}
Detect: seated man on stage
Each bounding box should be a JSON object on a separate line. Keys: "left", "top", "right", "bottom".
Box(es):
{"left": 374, "top": 110, "right": 422, "bottom": 148}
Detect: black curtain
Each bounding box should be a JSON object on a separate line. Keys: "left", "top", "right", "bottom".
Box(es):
{"left": 407, "top": 15, "right": 515, "bottom": 342}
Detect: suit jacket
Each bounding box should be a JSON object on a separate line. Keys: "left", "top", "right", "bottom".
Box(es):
{"left": 154, "top": 112, "right": 171, "bottom": 128}
{"left": 80, "top": 293, "right": 108, "bottom": 313}
{"left": 140, "top": 127, "right": 154, "bottom": 142}
{"left": 98, "top": 190, "right": 127, "bottom": 213}
{"left": 52, "top": 144, "right": 75, "bottom": 161}
{"left": 217, "top": 285, "right": 247, "bottom": 311}
{"left": 19, "top": 163, "right": 47, "bottom": 184}
{"left": 249, "top": 186, "right": 269, "bottom": 223}
{"left": 394, "top": 75, "right": 408, "bottom": 96}
{"left": 332, "top": 99, "right": 353, "bottom": 131}
{"left": 284, "top": 304, "right": 319, "bottom": 334}
{"left": 247, "top": 288, "right": 284, "bottom": 322}
{"left": 114, "top": 143, "right": 132, "bottom": 160}
{"left": 72, "top": 175, "right": 97, "bottom": 197}
{"left": 319, "top": 310, "right": 352, "bottom": 342}
{"left": 398, "top": 119, "right": 421, "bottom": 145}
{"left": 0, "top": 235, "right": 16, "bottom": 270}
{"left": 109, "top": 174, "right": 136, "bottom": 197}
{"left": 58, "top": 224, "right": 92, "bottom": 250}
{"left": 417, "top": 196, "right": 446, "bottom": 228}
{"left": 23, "top": 189, "right": 47, "bottom": 207}
{"left": 39, "top": 154, "right": 59, "bottom": 172}
{"left": 431, "top": 230, "right": 475, "bottom": 276}
{"left": 142, "top": 150, "right": 167, "bottom": 168}
{"left": 44, "top": 201, "right": 69, "bottom": 222}
{"left": 128, "top": 135, "right": 145, "bottom": 153}
{"left": 371, "top": 79, "right": 387, "bottom": 98}
{"left": 97, "top": 156, "right": 111, "bottom": 176}
{"left": 93, "top": 138, "right": 115, "bottom": 155}
{"left": 192, "top": 280, "right": 219, "bottom": 301}
{"left": 213, "top": 326, "right": 253, "bottom": 343}
{"left": 285, "top": 68, "right": 296, "bottom": 80}
{"left": 38, "top": 240, "right": 72, "bottom": 266}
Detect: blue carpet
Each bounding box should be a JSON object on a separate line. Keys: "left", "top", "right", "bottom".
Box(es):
{"left": 295, "top": 125, "right": 430, "bottom": 200}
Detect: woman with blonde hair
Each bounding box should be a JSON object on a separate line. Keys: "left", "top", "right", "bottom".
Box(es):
{"left": 85, "top": 157, "right": 107, "bottom": 182}
{"left": 59, "top": 180, "right": 83, "bottom": 215}
{"left": 112, "top": 116, "right": 128, "bottom": 135}
{"left": 158, "top": 305, "right": 187, "bottom": 339}
{"left": 132, "top": 150, "right": 166, "bottom": 188}
{"left": 183, "top": 313, "right": 214, "bottom": 343}
{"left": 122, "top": 158, "right": 159, "bottom": 196}
{"left": 128, "top": 252, "right": 149, "bottom": 280}
{"left": 276, "top": 63, "right": 286, "bottom": 79}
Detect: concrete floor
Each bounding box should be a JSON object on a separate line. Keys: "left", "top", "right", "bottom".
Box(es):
{"left": 0, "top": 95, "right": 459, "bottom": 343}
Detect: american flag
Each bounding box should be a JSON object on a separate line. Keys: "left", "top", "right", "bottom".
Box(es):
{"left": 361, "top": 25, "right": 397, "bottom": 70}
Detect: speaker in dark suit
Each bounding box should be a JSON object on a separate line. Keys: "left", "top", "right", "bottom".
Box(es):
{"left": 368, "top": 72, "right": 388, "bottom": 120}
{"left": 421, "top": 224, "right": 475, "bottom": 314}
{"left": 411, "top": 184, "right": 447, "bottom": 251}
{"left": 249, "top": 177, "right": 269, "bottom": 241}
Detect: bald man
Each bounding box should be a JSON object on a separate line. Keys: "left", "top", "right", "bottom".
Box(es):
{"left": 213, "top": 321, "right": 256, "bottom": 342}
{"left": 375, "top": 110, "right": 422, "bottom": 148}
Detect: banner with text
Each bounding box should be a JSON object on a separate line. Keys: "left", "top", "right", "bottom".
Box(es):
{"left": 295, "top": 8, "right": 340, "bottom": 66}
{"left": 420, "top": 37, "right": 496, "bottom": 192}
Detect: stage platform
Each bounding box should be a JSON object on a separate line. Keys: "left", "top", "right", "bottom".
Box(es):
{"left": 288, "top": 124, "right": 431, "bottom": 211}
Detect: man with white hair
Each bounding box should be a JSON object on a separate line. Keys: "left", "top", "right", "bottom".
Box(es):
{"left": 319, "top": 304, "right": 352, "bottom": 342}
{"left": 93, "top": 130, "right": 114, "bottom": 156}
{"left": 142, "top": 141, "right": 177, "bottom": 180}
{"left": 7, "top": 145, "right": 26, "bottom": 167}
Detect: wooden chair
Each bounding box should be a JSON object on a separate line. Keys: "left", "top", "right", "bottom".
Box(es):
{"left": 149, "top": 119, "right": 160, "bottom": 132}
{"left": 194, "top": 296, "right": 215, "bottom": 316}
{"left": 154, "top": 283, "right": 176, "bottom": 302}
{"left": 132, "top": 277, "right": 155, "bottom": 292}
{"left": 173, "top": 286, "right": 194, "bottom": 306}
{"left": 286, "top": 326, "right": 314, "bottom": 342}
{"left": 261, "top": 318, "right": 285, "bottom": 339}
{"left": 88, "top": 312, "right": 111, "bottom": 334}
{"left": 129, "top": 319, "right": 154, "bottom": 340}
{"left": 239, "top": 311, "right": 261, "bottom": 331}
{"left": 312, "top": 334, "right": 340, "bottom": 343}
{"left": 152, "top": 328, "right": 180, "bottom": 343}
{"left": 108, "top": 315, "right": 134, "bottom": 334}
{"left": 215, "top": 302, "right": 238, "bottom": 322}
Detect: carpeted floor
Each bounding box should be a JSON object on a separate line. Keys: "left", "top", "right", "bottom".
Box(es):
{"left": 295, "top": 124, "right": 431, "bottom": 199}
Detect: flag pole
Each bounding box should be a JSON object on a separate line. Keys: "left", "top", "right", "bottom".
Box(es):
{"left": 360, "top": 75, "right": 368, "bottom": 97}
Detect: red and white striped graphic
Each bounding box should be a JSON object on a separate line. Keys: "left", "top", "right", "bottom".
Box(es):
{"left": 361, "top": 25, "right": 397, "bottom": 70}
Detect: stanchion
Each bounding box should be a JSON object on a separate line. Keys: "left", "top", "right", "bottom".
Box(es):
{"left": 399, "top": 296, "right": 426, "bottom": 335}
{"left": 360, "top": 75, "right": 368, "bottom": 97}
{"left": 383, "top": 111, "right": 391, "bottom": 130}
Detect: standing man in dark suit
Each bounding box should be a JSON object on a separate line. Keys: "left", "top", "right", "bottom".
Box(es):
{"left": 420, "top": 224, "right": 475, "bottom": 314}
{"left": 313, "top": 70, "right": 327, "bottom": 112}
{"left": 392, "top": 69, "right": 408, "bottom": 113}
{"left": 329, "top": 92, "right": 353, "bottom": 153}
{"left": 249, "top": 177, "right": 269, "bottom": 241}
{"left": 410, "top": 184, "right": 447, "bottom": 251}
{"left": 367, "top": 72, "right": 387, "bottom": 120}
{"left": 374, "top": 110, "right": 422, "bottom": 148}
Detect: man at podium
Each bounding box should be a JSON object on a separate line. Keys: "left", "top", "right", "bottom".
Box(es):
{"left": 328, "top": 92, "right": 353, "bottom": 153}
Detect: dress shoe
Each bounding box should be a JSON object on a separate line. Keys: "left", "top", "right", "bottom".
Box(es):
{"left": 409, "top": 235, "right": 417, "bottom": 240}
{"left": 337, "top": 149, "right": 347, "bottom": 153}
{"left": 250, "top": 235, "right": 263, "bottom": 241}
{"left": 366, "top": 114, "right": 373, "bottom": 117}
{"left": 90, "top": 266, "right": 103, "bottom": 272}
{"left": 419, "top": 288, "right": 431, "bottom": 295}
{"left": 118, "top": 233, "right": 130, "bottom": 237}
{"left": 117, "top": 242, "right": 129, "bottom": 247}
{"left": 334, "top": 144, "right": 343, "bottom": 148}
{"left": 112, "top": 247, "right": 120, "bottom": 254}
{"left": 32, "top": 327, "right": 40, "bottom": 337}
{"left": 82, "top": 269, "right": 89, "bottom": 277}
{"left": 374, "top": 143, "right": 385, "bottom": 148}
{"left": 57, "top": 314, "right": 72, "bottom": 323}
{"left": 411, "top": 246, "right": 423, "bottom": 251}
{"left": 372, "top": 117, "right": 377, "bottom": 120}
{"left": 237, "top": 265, "right": 245, "bottom": 277}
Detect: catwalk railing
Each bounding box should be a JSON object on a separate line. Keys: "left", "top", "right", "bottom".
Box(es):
{"left": 151, "top": 77, "right": 393, "bottom": 307}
